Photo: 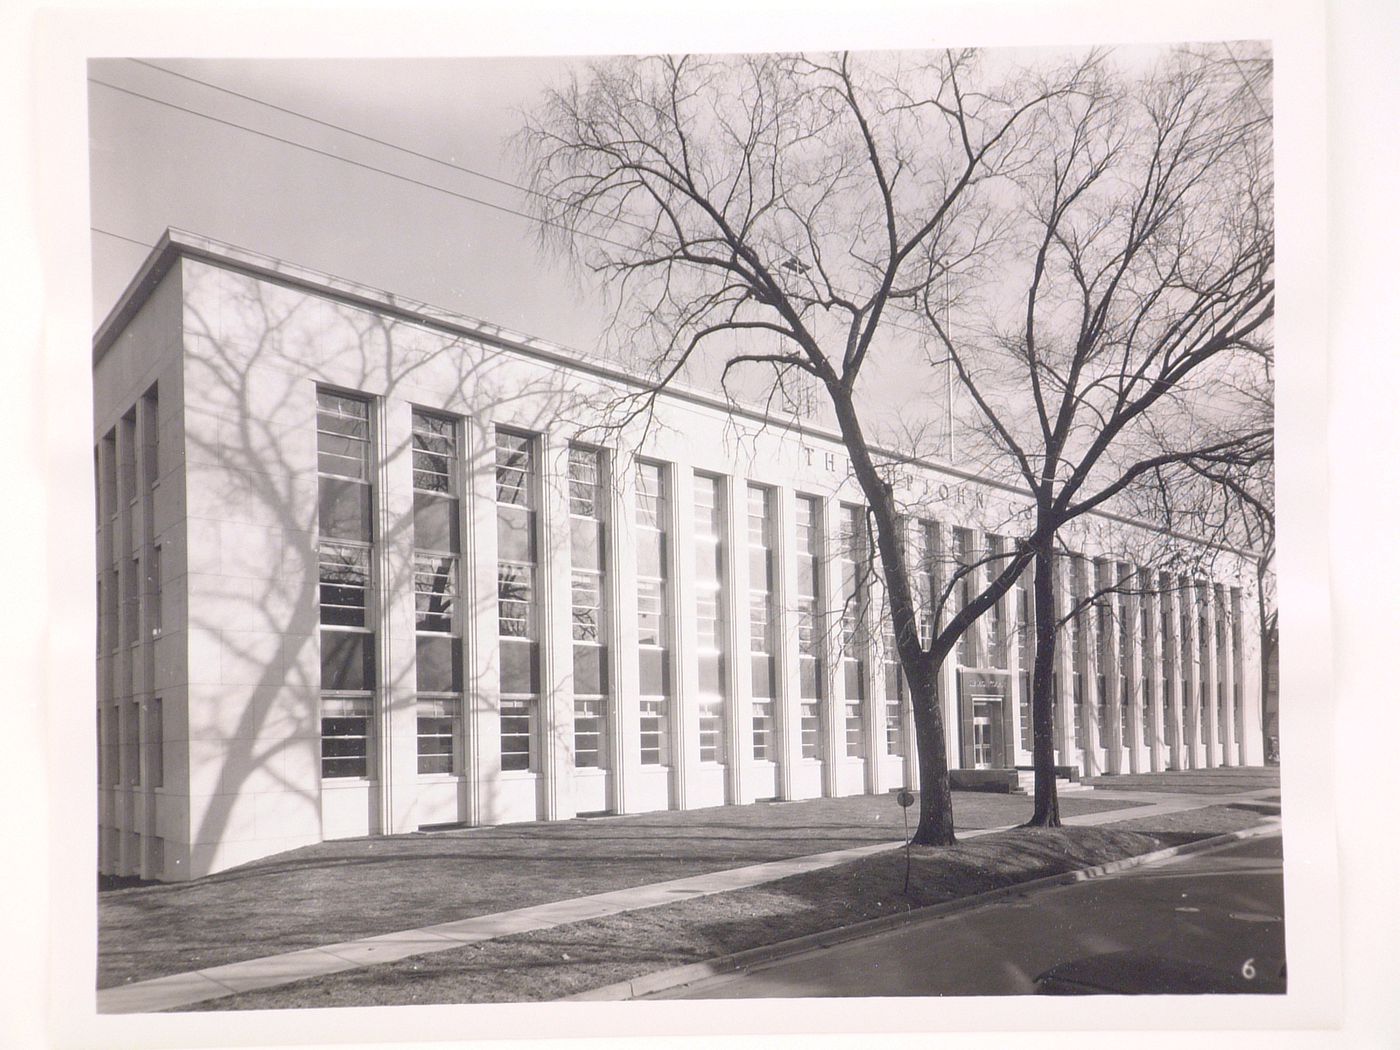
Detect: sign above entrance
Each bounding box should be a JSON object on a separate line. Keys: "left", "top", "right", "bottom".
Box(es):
{"left": 961, "top": 671, "right": 1010, "bottom": 695}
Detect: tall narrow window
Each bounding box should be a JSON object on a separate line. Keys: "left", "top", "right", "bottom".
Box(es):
{"left": 1215, "top": 584, "right": 1229, "bottom": 750}
{"left": 123, "top": 702, "right": 140, "bottom": 786}
{"left": 1231, "top": 588, "right": 1245, "bottom": 757}
{"left": 1118, "top": 564, "right": 1133, "bottom": 747}
{"left": 497, "top": 431, "right": 539, "bottom": 772}
{"left": 1092, "top": 560, "right": 1111, "bottom": 742}
{"left": 694, "top": 474, "right": 727, "bottom": 765}
{"left": 1161, "top": 572, "right": 1177, "bottom": 751}
{"left": 141, "top": 387, "right": 160, "bottom": 641}
{"left": 141, "top": 386, "right": 159, "bottom": 491}
{"left": 317, "top": 391, "right": 375, "bottom": 780}
{"left": 569, "top": 446, "right": 609, "bottom": 769}
{"left": 148, "top": 545, "right": 162, "bottom": 638}
{"left": 97, "top": 709, "right": 109, "bottom": 788}
{"left": 953, "top": 528, "right": 976, "bottom": 667}
{"left": 748, "top": 485, "right": 776, "bottom": 761}
{"left": 119, "top": 410, "right": 137, "bottom": 508}
{"left": 916, "top": 522, "right": 938, "bottom": 648}
{"left": 636, "top": 462, "right": 671, "bottom": 766}
{"left": 1196, "top": 579, "right": 1210, "bottom": 753}
{"left": 1016, "top": 569, "right": 1033, "bottom": 752}
{"left": 123, "top": 556, "right": 140, "bottom": 648}
{"left": 882, "top": 623, "right": 904, "bottom": 757}
{"left": 1139, "top": 572, "right": 1153, "bottom": 748}
{"left": 796, "top": 496, "right": 824, "bottom": 759}
{"left": 147, "top": 698, "right": 163, "bottom": 789}
{"left": 1179, "top": 576, "right": 1195, "bottom": 753}
{"left": 103, "top": 706, "right": 119, "bottom": 787}
{"left": 413, "top": 410, "right": 462, "bottom": 775}
{"left": 1068, "top": 554, "right": 1086, "bottom": 750}
{"left": 984, "top": 535, "right": 1008, "bottom": 669}
{"left": 839, "top": 505, "right": 867, "bottom": 758}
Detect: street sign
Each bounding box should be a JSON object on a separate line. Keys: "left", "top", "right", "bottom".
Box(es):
{"left": 895, "top": 789, "right": 915, "bottom": 808}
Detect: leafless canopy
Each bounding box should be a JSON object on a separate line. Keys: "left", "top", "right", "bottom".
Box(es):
{"left": 927, "top": 44, "right": 1274, "bottom": 528}
{"left": 521, "top": 51, "right": 1099, "bottom": 403}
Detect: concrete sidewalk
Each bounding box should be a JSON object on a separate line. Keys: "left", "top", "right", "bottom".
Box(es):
{"left": 96, "top": 786, "right": 1271, "bottom": 1014}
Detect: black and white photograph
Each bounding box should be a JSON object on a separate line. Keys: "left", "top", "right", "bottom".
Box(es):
{"left": 8, "top": 0, "right": 1395, "bottom": 1047}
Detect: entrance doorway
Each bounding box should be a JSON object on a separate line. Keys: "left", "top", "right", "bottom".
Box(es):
{"left": 971, "top": 697, "right": 1005, "bottom": 769}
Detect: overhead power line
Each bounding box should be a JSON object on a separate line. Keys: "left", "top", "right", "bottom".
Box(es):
{"left": 89, "top": 70, "right": 951, "bottom": 350}
{"left": 88, "top": 77, "right": 637, "bottom": 253}
{"left": 128, "top": 59, "right": 542, "bottom": 204}
{"left": 92, "top": 227, "right": 154, "bottom": 249}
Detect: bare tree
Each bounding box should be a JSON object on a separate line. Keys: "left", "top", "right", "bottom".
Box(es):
{"left": 519, "top": 50, "right": 1099, "bottom": 844}
{"left": 923, "top": 45, "right": 1274, "bottom": 825}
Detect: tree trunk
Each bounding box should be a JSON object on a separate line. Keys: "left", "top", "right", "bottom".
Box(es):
{"left": 1026, "top": 534, "right": 1062, "bottom": 827}
{"left": 907, "top": 659, "right": 956, "bottom": 845}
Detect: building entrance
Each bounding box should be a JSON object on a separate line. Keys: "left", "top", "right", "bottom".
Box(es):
{"left": 971, "top": 697, "right": 1005, "bottom": 769}
{"left": 959, "top": 670, "right": 1011, "bottom": 770}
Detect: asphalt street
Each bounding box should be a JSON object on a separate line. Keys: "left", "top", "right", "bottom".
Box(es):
{"left": 653, "top": 832, "right": 1286, "bottom": 998}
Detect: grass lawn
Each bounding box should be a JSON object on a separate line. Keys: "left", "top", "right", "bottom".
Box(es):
{"left": 1085, "top": 767, "right": 1281, "bottom": 795}
{"left": 99, "top": 790, "right": 1137, "bottom": 988}
{"left": 186, "top": 803, "right": 1275, "bottom": 1010}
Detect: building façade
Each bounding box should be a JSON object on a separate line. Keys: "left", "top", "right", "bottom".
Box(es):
{"left": 94, "top": 230, "right": 1265, "bottom": 881}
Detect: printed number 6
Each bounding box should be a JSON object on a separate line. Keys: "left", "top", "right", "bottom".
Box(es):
{"left": 1242, "top": 958, "right": 1256, "bottom": 980}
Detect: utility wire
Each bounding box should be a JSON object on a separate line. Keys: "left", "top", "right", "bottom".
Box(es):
{"left": 92, "top": 227, "right": 154, "bottom": 250}
{"left": 88, "top": 77, "right": 639, "bottom": 253}
{"left": 128, "top": 59, "right": 549, "bottom": 205}
{"left": 90, "top": 71, "right": 951, "bottom": 350}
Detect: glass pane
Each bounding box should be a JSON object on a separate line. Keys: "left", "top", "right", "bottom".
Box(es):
{"left": 751, "top": 654, "right": 775, "bottom": 699}
{"left": 639, "top": 648, "right": 670, "bottom": 696}
{"left": 499, "top": 638, "right": 539, "bottom": 695}
{"left": 637, "top": 531, "right": 665, "bottom": 578}
{"left": 749, "top": 547, "right": 772, "bottom": 590}
{"left": 497, "top": 564, "right": 533, "bottom": 638}
{"left": 497, "top": 509, "right": 535, "bottom": 563}
{"left": 570, "top": 518, "right": 602, "bottom": 570}
{"left": 319, "top": 477, "right": 372, "bottom": 541}
{"left": 845, "top": 660, "right": 865, "bottom": 698}
{"left": 698, "top": 652, "right": 724, "bottom": 694}
{"left": 321, "top": 632, "right": 374, "bottom": 691}
{"left": 416, "top": 635, "right": 463, "bottom": 693}
{"left": 414, "top": 493, "right": 459, "bottom": 553}
{"left": 414, "top": 557, "right": 457, "bottom": 632}
{"left": 573, "top": 644, "right": 606, "bottom": 695}
{"left": 322, "top": 756, "right": 368, "bottom": 778}
{"left": 568, "top": 447, "right": 601, "bottom": 517}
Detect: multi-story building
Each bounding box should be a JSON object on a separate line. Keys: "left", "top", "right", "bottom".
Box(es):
{"left": 93, "top": 230, "right": 1265, "bottom": 881}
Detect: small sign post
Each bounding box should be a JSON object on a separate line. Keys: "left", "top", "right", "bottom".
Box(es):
{"left": 895, "top": 788, "right": 916, "bottom": 895}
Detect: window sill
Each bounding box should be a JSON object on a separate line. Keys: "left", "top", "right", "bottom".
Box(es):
{"left": 320, "top": 777, "right": 376, "bottom": 789}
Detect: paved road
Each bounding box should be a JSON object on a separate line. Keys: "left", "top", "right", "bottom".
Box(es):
{"left": 654, "top": 832, "right": 1286, "bottom": 998}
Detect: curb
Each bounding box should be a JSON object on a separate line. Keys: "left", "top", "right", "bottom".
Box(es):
{"left": 562, "top": 818, "right": 1282, "bottom": 1002}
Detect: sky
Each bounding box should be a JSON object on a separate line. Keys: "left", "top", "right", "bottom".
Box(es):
{"left": 89, "top": 57, "right": 605, "bottom": 346}
{"left": 87, "top": 53, "right": 954, "bottom": 448}
{"left": 84, "top": 44, "right": 1263, "bottom": 464}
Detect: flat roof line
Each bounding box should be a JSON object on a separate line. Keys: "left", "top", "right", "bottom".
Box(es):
{"left": 91, "top": 229, "right": 1259, "bottom": 561}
